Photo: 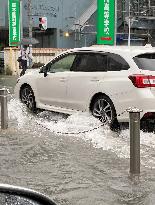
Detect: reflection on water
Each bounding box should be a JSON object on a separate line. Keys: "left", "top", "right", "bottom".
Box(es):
{"left": 1, "top": 75, "right": 155, "bottom": 205}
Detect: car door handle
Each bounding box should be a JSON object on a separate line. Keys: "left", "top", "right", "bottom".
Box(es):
{"left": 90, "top": 78, "right": 99, "bottom": 82}
{"left": 59, "top": 78, "right": 66, "bottom": 82}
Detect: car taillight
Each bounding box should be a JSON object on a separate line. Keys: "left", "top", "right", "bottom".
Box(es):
{"left": 143, "top": 112, "right": 155, "bottom": 118}
{"left": 128, "top": 74, "right": 155, "bottom": 88}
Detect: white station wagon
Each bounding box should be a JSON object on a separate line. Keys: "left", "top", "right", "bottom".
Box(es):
{"left": 15, "top": 45, "right": 155, "bottom": 130}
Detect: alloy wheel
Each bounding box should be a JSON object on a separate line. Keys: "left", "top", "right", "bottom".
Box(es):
{"left": 92, "top": 98, "right": 113, "bottom": 124}
{"left": 20, "top": 86, "right": 35, "bottom": 111}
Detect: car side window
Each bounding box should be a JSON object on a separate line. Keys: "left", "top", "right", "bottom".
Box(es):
{"left": 71, "top": 54, "right": 89, "bottom": 71}
{"left": 107, "top": 53, "right": 130, "bottom": 71}
{"left": 95, "top": 54, "right": 107, "bottom": 71}
{"left": 72, "top": 53, "right": 107, "bottom": 72}
{"left": 46, "top": 54, "right": 76, "bottom": 73}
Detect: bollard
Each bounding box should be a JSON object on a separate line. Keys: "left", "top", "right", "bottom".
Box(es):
{"left": 127, "top": 108, "right": 142, "bottom": 175}
{"left": 0, "top": 88, "right": 8, "bottom": 129}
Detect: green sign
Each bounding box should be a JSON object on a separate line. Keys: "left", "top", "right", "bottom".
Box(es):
{"left": 9, "top": 0, "right": 20, "bottom": 46}
{"left": 97, "top": 0, "right": 115, "bottom": 45}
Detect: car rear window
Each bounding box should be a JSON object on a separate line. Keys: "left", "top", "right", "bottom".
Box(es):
{"left": 133, "top": 53, "right": 155, "bottom": 71}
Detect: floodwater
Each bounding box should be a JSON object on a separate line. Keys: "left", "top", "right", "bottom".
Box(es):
{"left": 1, "top": 75, "right": 155, "bottom": 205}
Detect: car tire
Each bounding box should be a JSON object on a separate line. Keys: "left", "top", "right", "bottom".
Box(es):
{"left": 140, "top": 120, "right": 155, "bottom": 132}
{"left": 91, "top": 95, "right": 120, "bottom": 131}
{"left": 20, "top": 85, "right": 36, "bottom": 112}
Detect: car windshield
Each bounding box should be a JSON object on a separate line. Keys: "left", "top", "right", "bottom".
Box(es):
{"left": 133, "top": 53, "right": 155, "bottom": 71}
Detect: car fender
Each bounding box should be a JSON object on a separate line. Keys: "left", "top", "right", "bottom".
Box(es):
{"left": 87, "top": 81, "right": 128, "bottom": 116}
{"left": 15, "top": 73, "right": 39, "bottom": 105}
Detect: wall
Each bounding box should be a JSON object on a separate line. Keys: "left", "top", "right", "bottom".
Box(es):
{"left": 32, "top": 48, "right": 67, "bottom": 64}
{"left": 22, "top": 0, "right": 94, "bottom": 28}
{"left": 4, "top": 47, "right": 19, "bottom": 75}
{"left": 4, "top": 47, "right": 67, "bottom": 75}
{"left": 0, "top": 0, "right": 7, "bottom": 27}
{"left": 22, "top": 0, "right": 60, "bottom": 28}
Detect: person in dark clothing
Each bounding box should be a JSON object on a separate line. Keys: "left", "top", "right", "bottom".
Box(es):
{"left": 18, "top": 45, "right": 29, "bottom": 76}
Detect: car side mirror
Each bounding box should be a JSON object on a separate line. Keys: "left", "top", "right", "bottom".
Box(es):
{"left": 44, "top": 70, "right": 48, "bottom": 77}
{"left": 0, "top": 184, "right": 57, "bottom": 205}
{"left": 39, "top": 66, "right": 48, "bottom": 77}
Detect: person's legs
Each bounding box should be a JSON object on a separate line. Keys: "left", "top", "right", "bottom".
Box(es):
{"left": 20, "top": 68, "right": 26, "bottom": 76}
{"left": 20, "top": 60, "right": 27, "bottom": 76}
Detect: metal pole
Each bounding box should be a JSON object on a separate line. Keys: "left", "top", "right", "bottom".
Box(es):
{"left": 84, "top": 35, "right": 87, "bottom": 47}
{"left": 28, "top": 0, "right": 33, "bottom": 67}
{"left": 0, "top": 88, "right": 8, "bottom": 130}
{"left": 20, "top": 0, "right": 23, "bottom": 40}
{"left": 28, "top": 0, "right": 33, "bottom": 40}
{"left": 114, "top": 0, "right": 117, "bottom": 45}
{"left": 74, "top": 24, "right": 77, "bottom": 48}
{"left": 128, "top": 0, "right": 131, "bottom": 46}
{"left": 127, "top": 108, "right": 142, "bottom": 175}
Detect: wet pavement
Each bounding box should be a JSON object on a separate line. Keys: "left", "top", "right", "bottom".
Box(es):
{"left": 0, "top": 74, "right": 155, "bottom": 205}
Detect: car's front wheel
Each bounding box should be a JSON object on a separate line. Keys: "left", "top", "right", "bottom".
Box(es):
{"left": 91, "top": 95, "right": 119, "bottom": 130}
{"left": 20, "top": 85, "right": 36, "bottom": 112}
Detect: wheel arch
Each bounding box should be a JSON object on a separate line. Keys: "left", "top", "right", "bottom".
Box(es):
{"left": 89, "top": 92, "right": 116, "bottom": 114}
{"left": 19, "top": 83, "right": 34, "bottom": 99}
{"left": 19, "top": 83, "right": 37, "bottom": 112}
{"left": 89, "top": 92, "right": 120, "bottom": 131}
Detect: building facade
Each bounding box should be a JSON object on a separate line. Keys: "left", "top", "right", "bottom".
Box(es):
{"left": 0, "top": 0, "right": 96, "bottom": 49}
{"left": 0, "top": 0, "right": 155, "bottom": 49}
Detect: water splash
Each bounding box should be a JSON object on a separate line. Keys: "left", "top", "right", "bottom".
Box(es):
{"left": 8, "top": 98, "right": 155, "bottom": 169}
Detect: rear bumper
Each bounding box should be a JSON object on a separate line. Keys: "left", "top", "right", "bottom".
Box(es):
{"left": 115, "top": 89, "right": 155, "bottom": 123}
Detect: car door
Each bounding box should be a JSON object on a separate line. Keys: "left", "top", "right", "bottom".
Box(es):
{"left": 66, "top": 52, "right": 108, "bottom": 111}
{"left": 103, "top": 52, "right": 132, "bottom": 120}
{"left": 36, "top": 53, "right": 76, "bottom": 108}
{"left": 103, "top": 52, "right": 131, "bottom": 96}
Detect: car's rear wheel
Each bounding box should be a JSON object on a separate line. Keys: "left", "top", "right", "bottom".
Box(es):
{"left": 20, "top": 85, "right": 36, "bottom": 112}
{"left": 91, "top": 95, "right": 119, "bottom": 131}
